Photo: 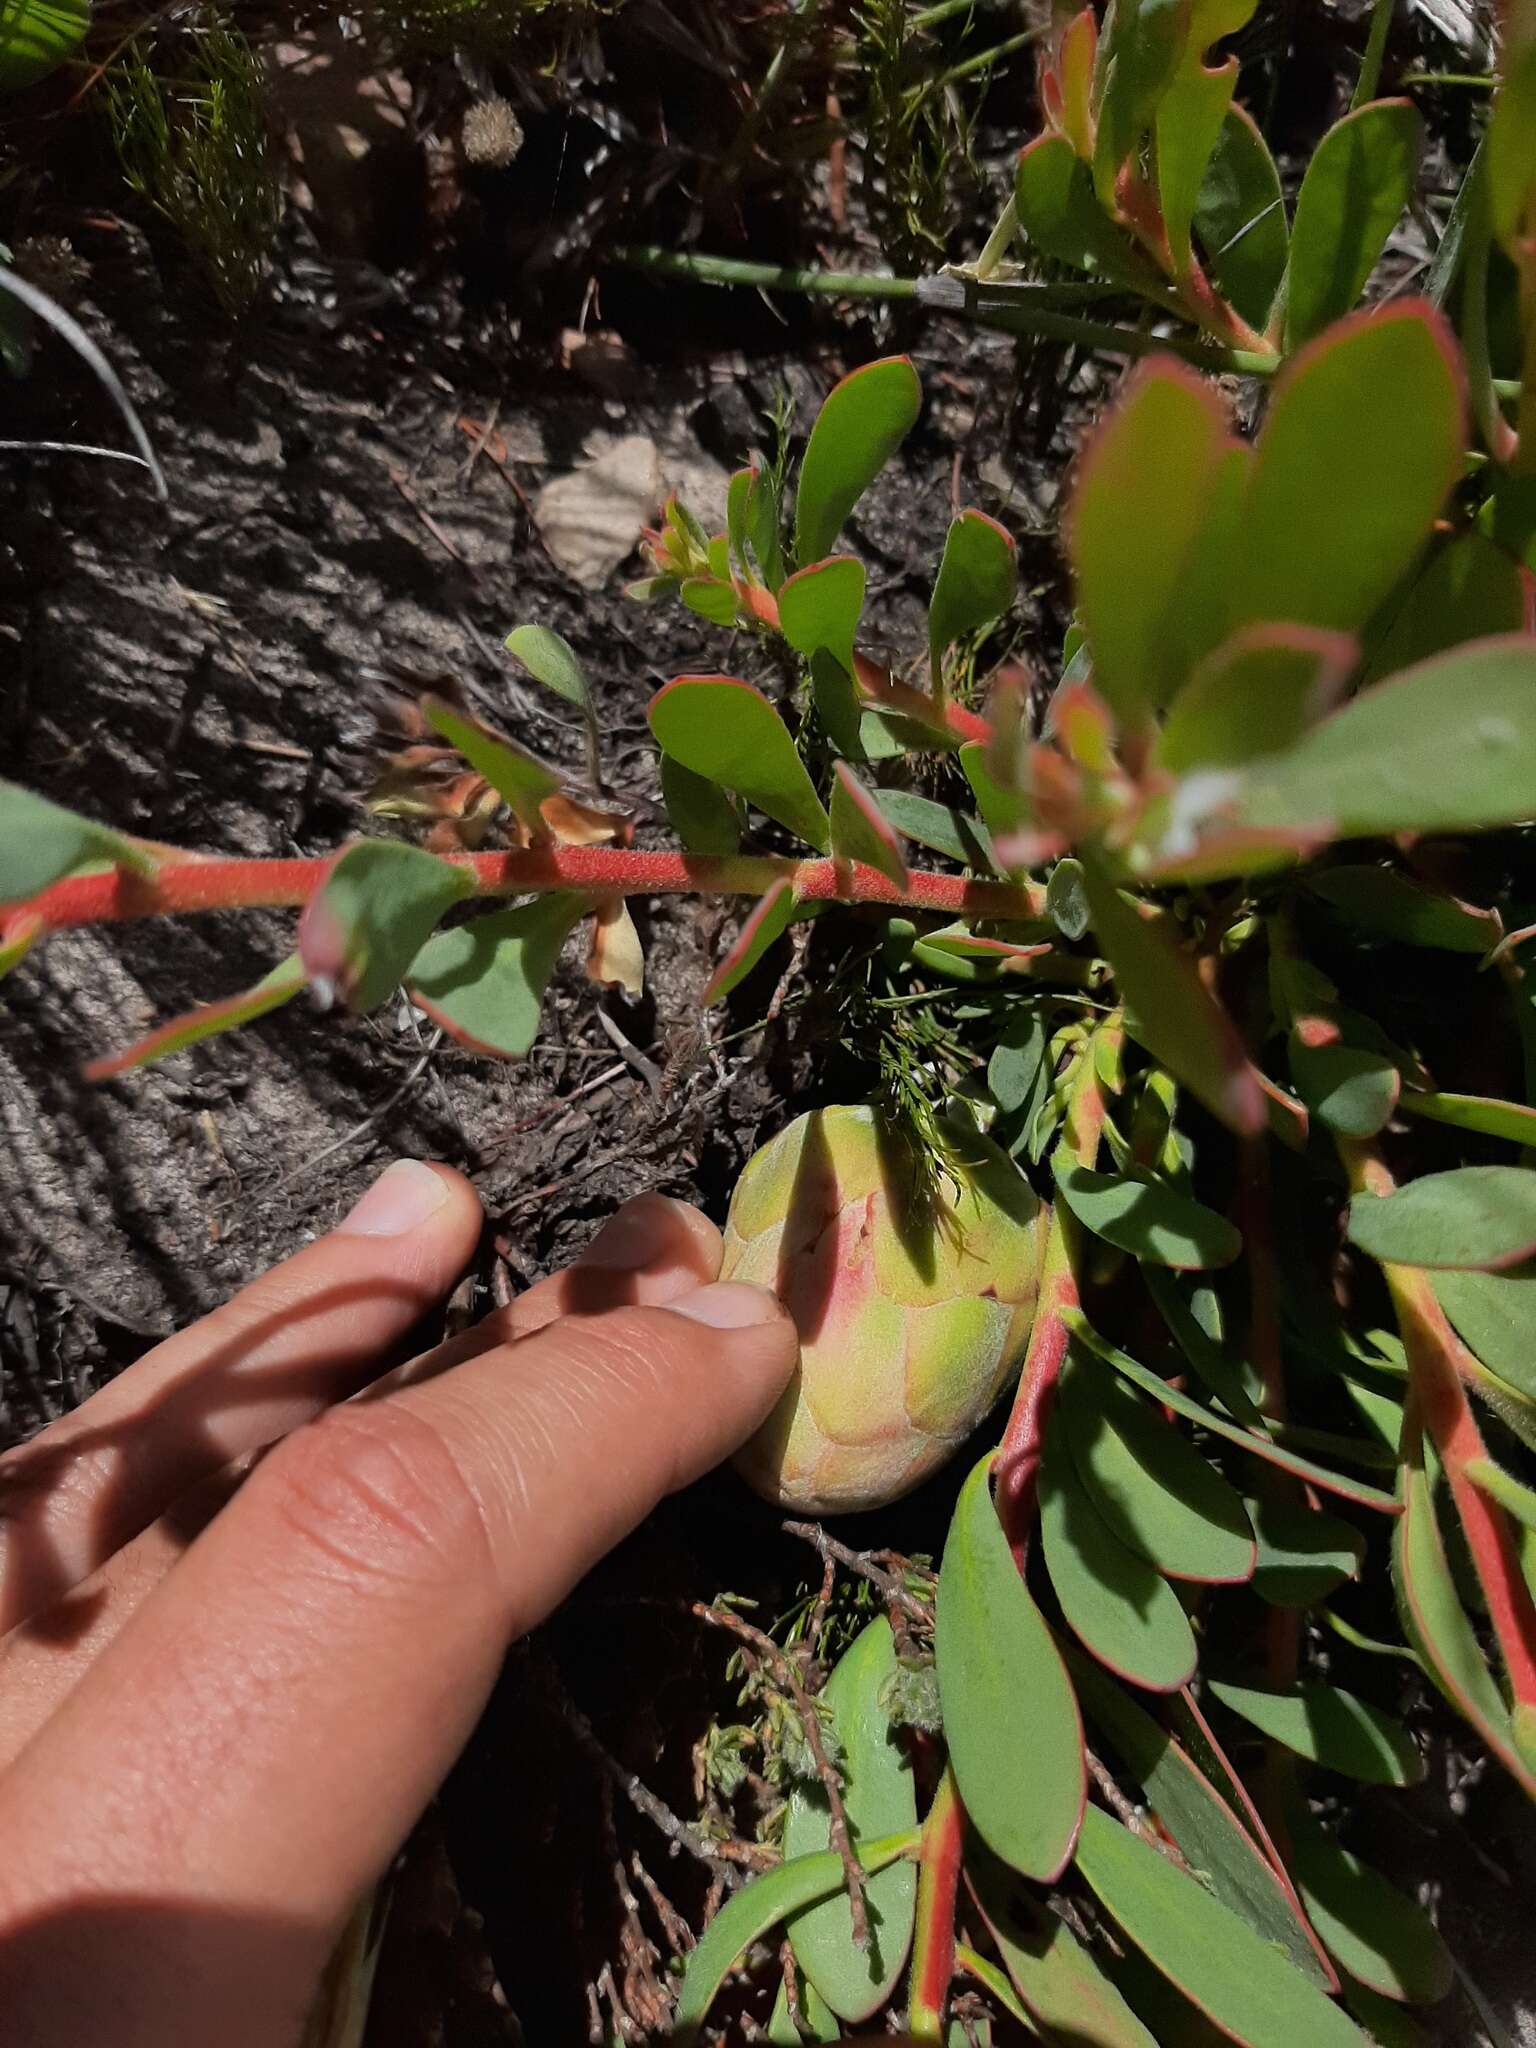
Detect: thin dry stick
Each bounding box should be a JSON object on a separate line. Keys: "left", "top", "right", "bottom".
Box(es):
{"left": 693, "top": 1600, "right": 871, "bottom": 1950}
{"left": 782, "top": 1519, "right": 934, "bottom": 1624}
{"left": 1086, "top": 1754, "right": 1187, "bottom": 1868}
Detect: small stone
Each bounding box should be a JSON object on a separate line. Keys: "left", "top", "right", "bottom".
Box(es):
{"left": 462, "top": 96, "right": 524, "bottom": 169}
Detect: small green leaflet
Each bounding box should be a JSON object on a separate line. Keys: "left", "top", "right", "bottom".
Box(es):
{"left": 421, "top": 695, "right": 560, "bottom": 835}
{"left": 1285, "top": 101, "right": 1423, "bottom": 349}
{"left": 1248, "top": 1495, "right": 1365, "bottom": 1607}
{"left": 1277, "top": 1787, "right": 1453, "bottom": 2006}
{"left": 1073, "top": 1805, "right": 1369, "bottom": 2048}
{"left": 935, "top": 1454, "right": 1084, "bottom": 1882}
{"left": 766, "top": 1973, "right": 839, "bottom": 2043}
{"left": 0, "top": 0, "right": 89, "bottom": 92}
{"left": 1194, "top": 105, "right": 1289, "bottom": 330}
{"left": 987, "top": 1009, "right": 1048, "bottom": 1116}
{"left": 703, "top": 881, "right": 797, "bottom": 1005}
{"left": 1058, "top": 1347, "right": 1256, "bottom": 1584}
{"left": 1206, "top": 1680, "right": 1423, "bottom": 1787}
{"left": 874, "top": 788, "right": 994, "bottom": 870}
{"left": 1054, "top": 1161, "right": 1242, "bottom": 1270}
{"left": 928, "top": 509, "right": 1016, "bottom": 686}
{"left": 649, "top": 675, "right": 830, "bottom": 852}
{"left": 660, "top": 756, "right": 740, "bottom": 855}
{"left": 829, "top": 763, "right": 906, "bottom": 890}
{"left": 783, "top": 1618, "right": 917, "bottom": 2023}
{"left": 83, "top": 955, "right": 308, "bottom": 1084}
{"left": 1039, "top": 1414, "right": 1198, "bottom": 1691}
{"left": 1017, "top": 131, "right": 1141, "bottom": 277}
{"left": 793, "top": 356, "right": 921, "bottom": 568}
{"left": 1046, "top": 856, "right": 1090, "bottom": 940}
{"left": 299, "top": 840, "right": 473, "bottom": 1014}
{"left": 778, "top": 556, "right": 867, "bottom": 677}
{"left": 1347, "top": 1166, "right": 1536, "bottom": 1272}
{"left": 1289, "top": 1036, "right": 1399, "bottom": 1140}
{"left": 504, "top": 623, "right": 592, "bottom": 713}
{"left": 0, "top": 779, "right": 158, "bottom": 907}
{"left": 407, "top": 894, "right": 584, "bottom": 1057}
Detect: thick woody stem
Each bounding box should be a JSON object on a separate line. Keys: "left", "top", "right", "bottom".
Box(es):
{"left": 906, "top": 1765, "right": 965, "bottom": 2042}
{"left": 13, "top": 846, "right": 1049, "bottom": 936}
{"left": 1341, "top": 1139, "right": 1536, "bottom": 1710}
{"left": 993, "top": 1016, "right": 1122, "bottom": 1565}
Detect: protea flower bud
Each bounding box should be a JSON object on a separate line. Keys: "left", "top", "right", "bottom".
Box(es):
{"left": 722, "top": 1105, "right": 1044, "bottom": 1514}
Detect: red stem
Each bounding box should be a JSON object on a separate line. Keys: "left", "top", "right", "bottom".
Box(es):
{"left": 907, "top": 1765, "right": 965, "bottom": 2041}
{"left": 14, "top": 846, "right": 1049, "bottom": 935}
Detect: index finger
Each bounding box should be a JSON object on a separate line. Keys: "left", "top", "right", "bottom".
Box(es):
{"left": 0, "top": 1281, "right": 796, "bottom": 2047}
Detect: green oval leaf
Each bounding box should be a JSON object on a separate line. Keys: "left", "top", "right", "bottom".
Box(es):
{"left": 1288, "top": 1036, "right": 1399, "bottom": 1139}
{"left": 1074, "top": 1805, "right": 1369, "bottom": 2048}
{"left": 1194, "top": 105, "right": 1289, "bottom": 330}
{"left": 1060, "top": 1348, "right": 1256, "bottom": 1584}
{"left": 0, "top": 778, "right": 158, "bottom": 907}
{"left": 649, "top": 675, "right": 830, "bottom": 851}
{"left": 1040, "top": 1417, "right": 1198, "bottom": 1691}
{"left": 0, "top": 0, "right": 89, "bottom": 93}
{"left": 1206, "top": 1679, "right": 1422, "bottom": 1786}
{"left": 407, "top": 894, "right": 584, "bottom": 1056}
{"left": 783, "top": 1618, "right": 918, "bottom": 2023}
{"left": 829, "top": 763, "right": 906, "bottom": 890}
{"left": 1432, "top": 1262, "right": 1536, "bottom": 1400}
{"left": 1364, "top": 532, "right": 1533, "bottom": 684}
{"left": 1277, "top": 1789, "right": 1453, "bottom": 2006}
{"left": 1347, "top": 1166, "right": 1536, "bottom": 1273}
{"left": 421, "top": 695, "right": 560, "bottom": 835}
{"left": 1308, "top": 864, "right": 1501, "bottom": 953}
{"left": 778, "top": 556, "right": 867, "bottom": 676}
{"left": 794, "top": 357, "right": 920, "bottom": 569}
{"left": 1248, "top": 1496, "right": 1365, "bottom": 1607}
{"left": 935, "top": 1454, "right": 1084, "bottom": 1882}
{"left": 1054, "top": 1162, "right": 1242, "bottom": 1270}
{"left": 1231, "top": 305, "right": 1464, "bottom": 638}
{"left": 873, "top": 789, "right": 994, "bottom": 870}
{"left": 929, "top": 509, "right": 1017, "bottom": 683}
{"left": 1046, "top": 856, "right": 1091, "bottom": 940}
{"left": 504, "top": 623, "right": 592, "bottom": 713}
{"left": 299, "top": 840, "right": 473, "bottom": 1014}
{"left": 1017, "top": 131, "right": 1141, "bottom": 277}
{"left": 1285, "top": 102, "right": 1422, "bottom": 349}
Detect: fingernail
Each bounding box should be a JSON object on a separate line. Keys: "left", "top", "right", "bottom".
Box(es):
{"left": 584, "top": 1196, "right": 696, "bottom": 1271}
{"left": 338, "top": 1160, "right": 452, "bottom": 1237}
{"left": 670, "top": 1281, "right": 784, "bottom": 1329}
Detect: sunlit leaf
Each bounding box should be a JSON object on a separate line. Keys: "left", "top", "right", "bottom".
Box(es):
{"left": 1154, "top": 625, "right": 1356, "bottom": 774}
{"left": 299, "top": 840, "right": 473, "bottom": 1013}
{"left": 1054, "top": 1162, "right": 1241, "bottom": 1269}
{"left": 1364, "top": 533, "right": 1533, "bottom": 684}
{"left": 1206, "top": 1680, "right": 1422, "bottom": 1786}
{"left": 935, "top": 1454, "right": 1084, "bottom": 1882}
{"left": 1347, "top": 1166, "right": 1536, "bottom": 1273}
{"left": 660, "top": 756, "right": 740, "bottom": 855}
{"left": 83, "top": 955, "right": 307, "bottom": 1083}
{"left": 504, "top": 623, "right": 592, "bottom": 714}
{"left": 1195, "top": 105, "right": 1289, "bottom": 330}
{"left": 1277, "top": 1788, "right": 1453, "bottom": 2006}
{"left": 1040, "top": 1415, "right": 1198, "bottom": 1690}
{"left": 1067, "top": 359, "right": 1231, "bottom": 723}
{"left": 1432, "top": 1263, "right": 1536, "bottom": 1401}
{"left": 794, "top": 356, "right": 921, "bottom": 568}
{"left": 778, "top": 556, "right": 867, "bottom": 676}
{"left": 0, "top": 0, "right": 89, "bottom": 92}
{"left": 703, "top": 880, "right": 796, "bottom": 1005}
{"left": 681, "top": 577, "right": 740, "bottom": 625}
{"left": 830, "top": 763, "right": 906, "bottom": 890}
{"left": 407, "top": 894, "right": 584, "bottom": 1056}
{"left": 1083, "top": 859, "right": 1264, "bottom": 1134}
{"left": 1285, "top": 102, "right": 1422, "bottom": 349}
{"left": 1400, "top": 1091, "right": 1536, "bottom": 1148}
{"left": 968, "top": 1843, "right": 1157, "bottom": 2046}
{"left": 928, "top": 509, "right": 1017, "bottom": 683}
{"left": 873, "top": 790, "right": 994, "bottom": 870}
{"left": 1074, "top": 1806, "right": 1369, "bottom": 2048}
{"left": 1060, "top": 1346, "right": 1256, "bottom": 1583}
{"left": 0, "top": 778, "right": 158, "bottom": 907}
{"left": 649, "top": 676, "right": 830, "bottom": 851}
{"left": 784, "top": 1618, "right": 917, "bottom": 2022}
{"left": 1248, "top": 1496, "right": 1365, "bottom": 1607}
{"left": 1307, "top": 865, "right": 1500, "bottom": 953}
{"left": 421, "top": 695, "right": 560, "bottom": 835}
{"left": 1230, "top": 306, "right": 1464, "bottom": 637}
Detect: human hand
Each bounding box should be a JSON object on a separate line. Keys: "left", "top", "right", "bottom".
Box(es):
{"left": 0, "top": 1162, "right": 799, "bottom": 2047}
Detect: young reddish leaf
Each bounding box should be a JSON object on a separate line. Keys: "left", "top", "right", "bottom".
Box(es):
{"left": 1488, "top": 44, "right": 1536, "bottom": 256}
{"left": 0, "top": 778, "right": 158, "bottom": 907}
{"left": 1231, "top": 305, "right": 1465, "bottom": 636}
{"left": 1433, "top": 1264, "right": 1536, "bottom": 1402}
{"left": 1063, "top": 1310, "right": 1402, "bottom": 1512}
{"left": 793, "top": 356, "right": 921, "bottom": 569}
{"left": 1194, "top": 106, "right": 1289, "bottom": 331}
{"left": 1059, "top": 1347, "right": 1257, "bottom": 1584}
{"left": 1067, "top": 359, "right": 1232, "bottom": 724}
{"left": 83, "top": 955, "right": 307, "bottom": 1083}
{"left": 1054, "top": 1162, "right": 1242, "bottom": 1269}
{"left": 1073, "top": 1806, "right": 1370, "bottom": 2048}
{"left": 784, "top": 1618, "right": 918, "bottom": 2023}
{"left": 830, "top": 763, "right": 907, "bottom": 891}
{"left": 1016, "top": 133, "right": 1143, "bottom": 278}
{"left": 1308, "top": 865, "right": 1501, "bottom": 953}
{"left": 1082, "top": 858, "right": 1265, "bottom": 1135}
{"left": 928, "top": 510, "right": 1017, "bottom": 688}
{"left": 872, "top": 790, "right": 994, "bottom": 870}
{"left": 1248, "top": 1495, "right": 1365, "bottom": 1607}
{"left": 1154, "top": 625, "right": 1356, "bottom": 774}
{"left": 1206, "top": 1680, "right": 1423, "bottom": 1787}
{"left": 585, "top": 898, "right": 644, "bottom": 997}
{"left": 299, "top": 840, "right": 473, "bottom": 1013}
{"left": 649, "top": 676, "right": 830, "bottom": 852}
{"left": 407, "top": 895, "right": 584, "bottom": 1057}
{"left": 1239, "top": 636, "right": 1536, "bottom": 841}
{"left": 1347, "top": 1166, "right": 1536, "bottom": 1273}
{"left": 935, "top": 1454, "right": 1085, "bottom": 1883}
{"left": 702, "top": 880, "right": 796, "bottom": 1006}
{"left": 1277, "top": 1789, "right": 1453, "bottom": 2006}
{"left": 504, "top": 623, "right": 591, "bottom": 714}
{"left": 421, "top": 694, "right": 560, "bottom": 836}
{"left": 1364, "top": 532, "right": 1533, "bottom": 683}
{"left": 778, "top": 556, "right": 867, "bottom": 676}
{"left": 1285, "top": 102, "right": 1423, "bottom": 349}
{"left": 671, "top": 1834, "right": 917, "bottom": 2044}
{"left": 1157, "top": 54, "right": 1239, "bottom": 280}
{"left": 1039, "top": 1416, "right": 1198, "bottom": 1690}
{"left": 1065, "top": 1646, "right": 1335, "bottom": 1988}
{"left": 1288, "top": 1035, "right": 1399, "bottom": 1140}
{"left": 1400, "top": 1091, "right": 1536, "bottom": 1148}
{"left": 660, "top": 757, "right": 740, "bottom": 856}
{"left": 967, "top": 1844, "right": 1158, "bottom": 2047}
